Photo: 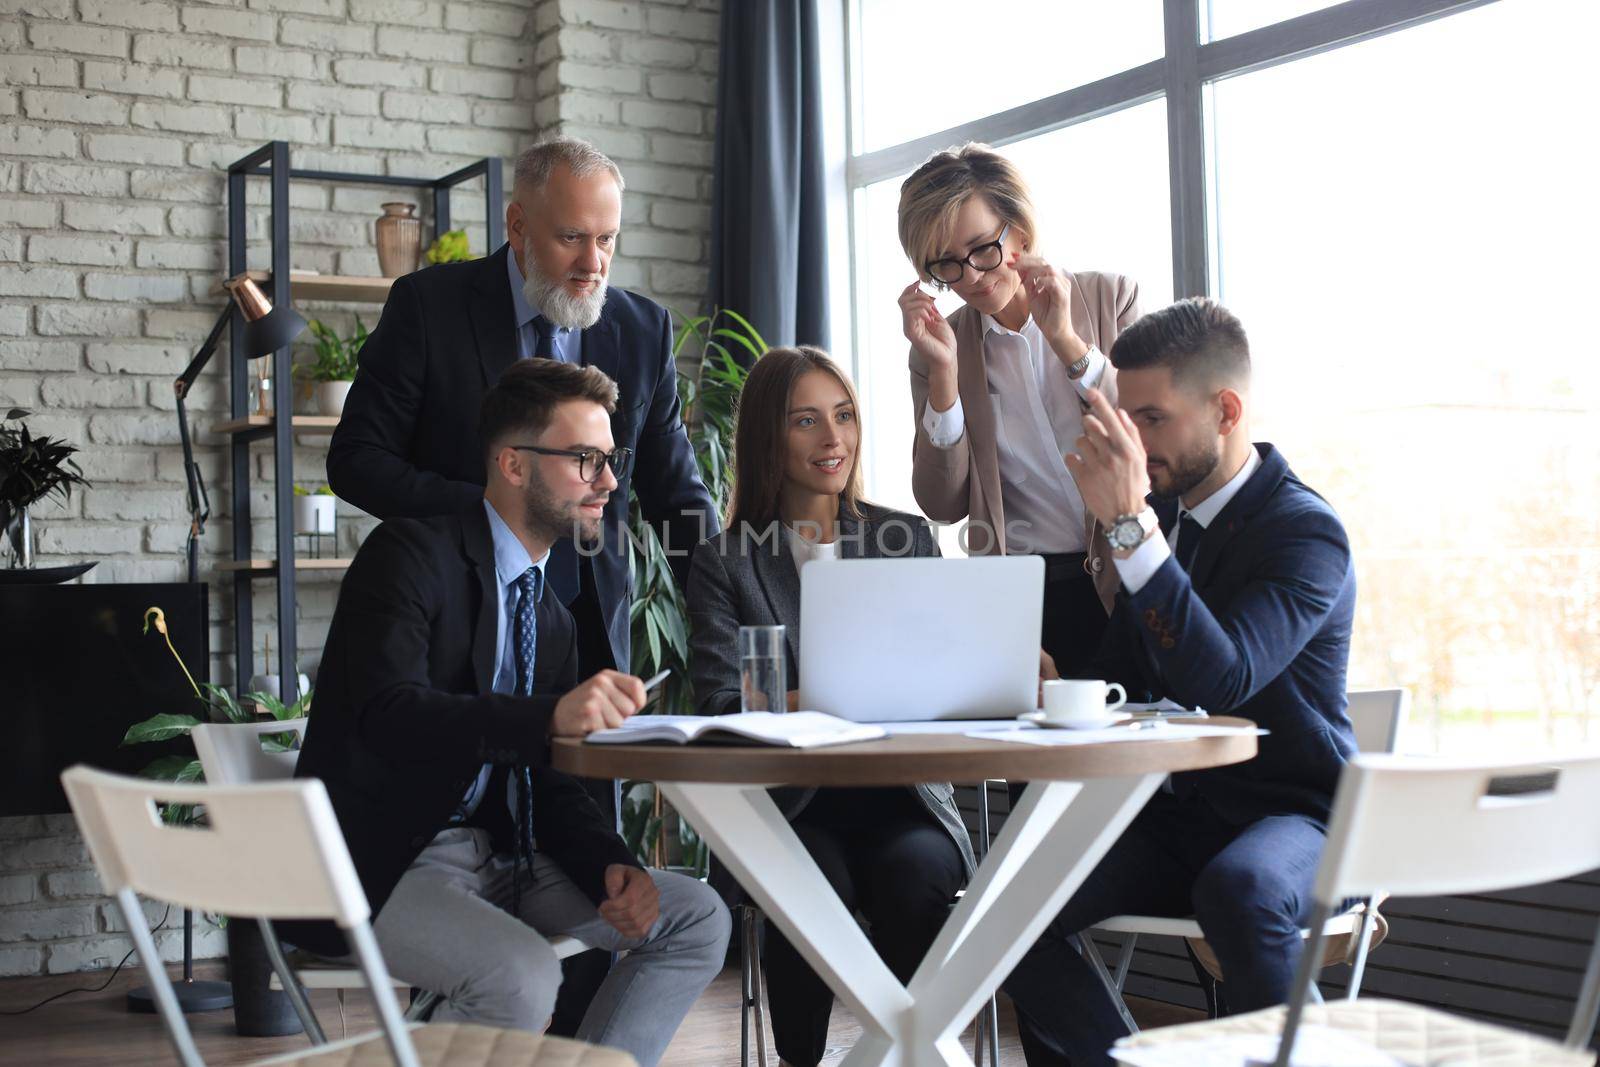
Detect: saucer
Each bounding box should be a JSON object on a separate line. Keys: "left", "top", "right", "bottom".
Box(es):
{"left": 1017, "top": 710, "right": 1133, "bottom": 730}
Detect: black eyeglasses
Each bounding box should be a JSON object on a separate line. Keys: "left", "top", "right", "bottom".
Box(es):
{"left": 924, "top": 222, "right": 1010, "bottom": 287}
{"left": 511, "top": 445, "right": 634, "bottom": 483}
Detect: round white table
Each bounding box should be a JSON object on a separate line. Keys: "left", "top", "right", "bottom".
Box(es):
{"left": 555, "top": 723, "right": 1257, "bottom": 1067}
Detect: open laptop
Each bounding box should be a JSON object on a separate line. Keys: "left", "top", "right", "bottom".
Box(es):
{"left": 798, "top": 556, "right": 1044, "bottom": 722}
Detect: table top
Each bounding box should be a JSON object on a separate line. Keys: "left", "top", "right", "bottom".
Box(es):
{"left": 550, "top": 718, "right": 1257, "bottom": 786}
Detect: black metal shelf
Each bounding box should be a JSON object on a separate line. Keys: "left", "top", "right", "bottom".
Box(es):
{"left": 223, "top": 141, "right": 503, "bottom": 698}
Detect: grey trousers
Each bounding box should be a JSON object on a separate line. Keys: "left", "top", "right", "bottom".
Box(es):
{"left": 372, "top": 827, "right": 730, "bottom": 1067}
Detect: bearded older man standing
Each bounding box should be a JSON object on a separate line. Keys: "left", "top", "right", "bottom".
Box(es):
{"left": 329, "top": 136, "right": 717, "bottom": 680}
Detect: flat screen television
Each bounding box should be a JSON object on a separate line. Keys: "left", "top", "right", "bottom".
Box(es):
{"left": 2, "top": 581, "right": 210, "bottom": 816}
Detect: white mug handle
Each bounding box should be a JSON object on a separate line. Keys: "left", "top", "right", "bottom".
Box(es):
{"left": 1105, "top": 682, "right": 1127, "bottom": 712}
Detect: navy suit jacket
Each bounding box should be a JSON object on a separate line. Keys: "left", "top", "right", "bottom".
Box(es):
{"left": 286, "top": 504, "right": 639, "bottom": 956}
{"left": 327, "top": 244, "right": 718, "bottom": 672}
{"left": 1092, "top": 443, "right": 1358, "bottom": 826}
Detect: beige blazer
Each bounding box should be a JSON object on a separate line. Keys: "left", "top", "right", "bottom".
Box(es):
{"left": 908, "top": 270, "right": 1143, "bottom": 612}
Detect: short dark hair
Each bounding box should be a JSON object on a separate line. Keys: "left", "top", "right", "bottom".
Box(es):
{"left": 478, "top": 358, "right": 619, "bottom": 465}
{"left": 1109, "top": 297, "right": 1251, "bottom": 393}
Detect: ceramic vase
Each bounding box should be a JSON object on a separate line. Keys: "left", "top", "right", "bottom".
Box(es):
{"left": 375, "top": 202, "right": 420, "bottom": 278}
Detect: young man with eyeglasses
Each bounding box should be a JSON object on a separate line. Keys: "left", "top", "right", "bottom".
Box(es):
{"left": 290, "top": 358, "right": 731, "bottom": 1067}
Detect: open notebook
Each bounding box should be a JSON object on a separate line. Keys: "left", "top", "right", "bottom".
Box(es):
{"left": 585, "top": 712, "right": 885, "bottom": 749}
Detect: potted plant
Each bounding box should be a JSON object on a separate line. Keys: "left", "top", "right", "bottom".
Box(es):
{"left": 121, "top": 605, "right": 312, "bottom": 1035}
{"left": 622, "top": 308, "right": 767, "bottom": 874}
{"left": 0, "top": 408, "right": 90, "bottom": 569}
{"left": 291, "top": 484, "right": 336, "bottom": 537}
{"left": 296, "top": 318, "right": 366, "bottom": 417}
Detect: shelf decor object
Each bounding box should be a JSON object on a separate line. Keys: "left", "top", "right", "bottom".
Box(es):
{"left": 375, "top": 201, "right": 422, "bottom": 277}
{"left": 215, "top": 141, "right": 501, "bottom": 709}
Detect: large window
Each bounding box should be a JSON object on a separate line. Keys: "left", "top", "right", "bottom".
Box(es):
{"left": 1208, "top": 0, "right": 1600, "bottom": 755}
{"left": 842, "top": 0, "right": 1598, "bottom": 754}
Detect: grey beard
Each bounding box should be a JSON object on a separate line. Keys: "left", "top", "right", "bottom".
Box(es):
{"left": 522, "top": 252, "right": 607, "bottom": 330}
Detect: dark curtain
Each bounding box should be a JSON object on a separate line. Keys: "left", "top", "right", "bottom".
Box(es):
{"left": 708, "top": 0, "right": 831, "bottom": 354}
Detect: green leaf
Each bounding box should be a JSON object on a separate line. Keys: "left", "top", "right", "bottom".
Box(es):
{"left": 710, "top": 327, "right": 763, "bottom": 362}
{"left": 717, "top": 309, "right": 769, "bottom": 353}
{"left": 121, "top": 713, "right": 202, "bottom": 746}
{"left": 136, "top": 754, "right": 200, "bottom": 781}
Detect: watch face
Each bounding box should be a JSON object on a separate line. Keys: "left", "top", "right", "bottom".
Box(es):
{"left": 1110, "top": 519, "right": 1140, "bottom": 549}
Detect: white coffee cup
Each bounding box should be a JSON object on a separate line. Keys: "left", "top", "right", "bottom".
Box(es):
{"left": 1041, "top": 679, "right": 1128, "bottom": 723}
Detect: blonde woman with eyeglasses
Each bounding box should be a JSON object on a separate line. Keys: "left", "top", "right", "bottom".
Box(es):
{"left": 897, "top": 142, "right": 1143, "bottom": 678}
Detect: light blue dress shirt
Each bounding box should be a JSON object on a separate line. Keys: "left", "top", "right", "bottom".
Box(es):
{"left": 506, "top": 244, "right": 582, "bottom": 364}
{"left": 451, "top": 500, "right": 551, "bottom": 823}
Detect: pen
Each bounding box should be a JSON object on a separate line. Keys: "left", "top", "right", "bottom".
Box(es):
{"left": 640, "top": 669, "right": 671, "bottom": 708}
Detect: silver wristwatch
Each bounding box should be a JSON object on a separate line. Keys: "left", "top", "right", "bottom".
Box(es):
{"left": 1066, "top": 345, "right": 1096, "bottom": 378}
{"left": 1105, "top": 507, "right": 1158, "bottom": 552}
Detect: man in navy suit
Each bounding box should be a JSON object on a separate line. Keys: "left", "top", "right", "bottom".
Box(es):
{"left": 1005, "top": 298, "right": 1358, "bottom": 1066}
{"left": 328, "top": 136, "right": 716, "bottom": 678}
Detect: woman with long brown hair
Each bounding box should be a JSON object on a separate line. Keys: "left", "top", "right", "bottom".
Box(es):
{"left": 685, "top": 346, "right": 973, "bottom": 1067}
{"left": 898, "top": 143, "right": 1143, "bottom": 677}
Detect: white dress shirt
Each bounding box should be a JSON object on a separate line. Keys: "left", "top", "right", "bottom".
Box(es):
{"left": 452, "top": 500, "right": 551, "bottom": 823}
{"left": 1113, "top": 446, "right": 1263, "bottom": 595}
{"left": 922, "top": 313, "right": 1106, "bottom": 554}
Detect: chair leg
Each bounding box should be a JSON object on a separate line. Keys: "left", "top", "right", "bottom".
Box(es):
{"left": 1268, "top": 901, "right": 1333, "bottom": 1067}
{"left": 985, "top": 990, "right": 1000, "bottom": 1066}
{"left": 1346, "top": 903, "right": 1378, "bottom": 1000}
{"left": 257, "top": 918, "right": 326, "bottom": 1045}
{"left": 117, "top": 888, "right": 204, "bottom": 1067}
{"left": 751, "top": 911, "right": 770, "bottom": 1067}
{"left": 1567, "top": 918, "right": 1600, "bottom": 1048}
{"left": 739, "top": 906, "right": 753, "bottom": 1067}
{"left": 1112, "top": 933, "right": 1137, "bottom": 993}
{"left": 1082, "top": 934, "right": 1140, "bottom": 1033}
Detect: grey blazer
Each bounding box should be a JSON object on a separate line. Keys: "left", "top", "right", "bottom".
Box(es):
{"left": 686, "top": 502, "right": 977, "bottom": 879}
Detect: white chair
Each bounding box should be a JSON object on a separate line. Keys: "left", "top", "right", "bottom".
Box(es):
{"left": 59, "top": 765, "right": 635, "bottom": 1067}
{"left": 1084, "top": 688, "right": 1410, "bottom": 1028}
{"left": 190, "top": 722, "right": 589, "bottom": 1018}
{"left": 1113, "top": 751, "right": 1600, "bottom": 1067}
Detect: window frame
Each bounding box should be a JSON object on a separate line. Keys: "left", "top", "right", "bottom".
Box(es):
{"left": 836, "top": 0, "right": 1498, "bottom": 373}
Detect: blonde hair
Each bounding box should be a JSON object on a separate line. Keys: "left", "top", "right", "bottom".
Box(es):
{"left": 896, "top": 143, "right": 1038, "bottom": 283}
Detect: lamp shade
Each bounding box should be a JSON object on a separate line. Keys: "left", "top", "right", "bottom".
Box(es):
{"left": 224, "top": 275, "right": 307, "bottom": 358}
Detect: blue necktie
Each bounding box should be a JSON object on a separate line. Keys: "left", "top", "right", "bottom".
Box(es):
{"left": 513, "top": 565, "right": 542, "bottom": 695}
{"left": 531, "top": 315, "right": 555, "bottom": 361}
{"left": 511, "top": 566, "right": 541, "bottom": 914}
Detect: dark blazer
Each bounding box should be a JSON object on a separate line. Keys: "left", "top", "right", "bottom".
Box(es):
{"left": 686, "top": 503, "right": 977, "bottom": 879}
{"left": 286, "top": 504, "right": 640, "bottom": 957}
{"left": 1092, "top": 443, "right": 1358, "bottom": 826}
{"left": 326, "top": 244, "right": 718, "bottom": 672}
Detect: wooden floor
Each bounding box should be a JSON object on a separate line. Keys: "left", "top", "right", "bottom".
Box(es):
{"left": 0, "top": 960, "right": 1199, "bottom": 1065}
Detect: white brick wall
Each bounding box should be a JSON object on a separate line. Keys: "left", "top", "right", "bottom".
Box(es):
{"left": 0, "top": 0, "right": 721, "bottom": 976}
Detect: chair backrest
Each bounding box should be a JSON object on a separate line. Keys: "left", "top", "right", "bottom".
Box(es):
{"left": 1315, "top": 752, "right": 1600, "bottom": 905}
{"left": 1268, "top": 751, "right": 1600, "bottom": 1066}
{"left": 191, "top": 718, "right": 306, "bottom": 784}
{"left": 1345, "top": 688, "right": 1407, "bottom": 754}
{"left": 61, "top": 765, "right": 418, "bottom": 1067}
{"left": 61, "top": 764, "right": 367, "bottom": 925}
